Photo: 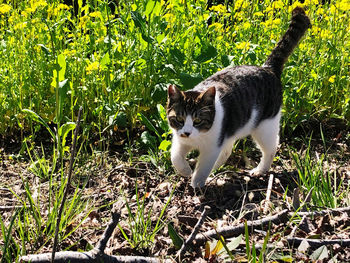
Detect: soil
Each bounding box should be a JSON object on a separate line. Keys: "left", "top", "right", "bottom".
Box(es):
{"left": 0, "top": 119, "right": 349, "bottom": 262}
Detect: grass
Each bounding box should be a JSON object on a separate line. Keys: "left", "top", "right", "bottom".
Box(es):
{"left": 0, "top": 0, "right": 349, "bottom": 262}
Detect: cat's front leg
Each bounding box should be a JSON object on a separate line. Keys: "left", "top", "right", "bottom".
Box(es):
{"left": 171, "top": 139, "right": 192, "bottom": 177}
{"left": 191, "top": 148, "right": 221, "bottom": 188}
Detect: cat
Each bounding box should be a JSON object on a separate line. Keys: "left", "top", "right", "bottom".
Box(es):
{"left": 167, "top": 7, "right": 311, "bottom": 188}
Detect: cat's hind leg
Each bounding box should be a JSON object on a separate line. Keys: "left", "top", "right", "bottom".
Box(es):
{"left": 171, "top": 139, "right": 192, "bottom": 177}
{"left": 250, "top": 111, "right": 281, "bottom": 175}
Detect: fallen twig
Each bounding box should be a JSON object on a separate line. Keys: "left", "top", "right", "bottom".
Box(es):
{"left": 263, "top": 173, "right": 274, "bottom": 214}
{"left": 287, "top": 237, "right": 350, "bottom": 249}
{"left": 288, "top": 215, "right": 307, "bottom": 238}
{"left": 0, "top": 205, "right": 23, "bottom": 211}
{"left": 290, "top": 206, "right": 350, "bottom": 217}
{"left": 178, "top": 205, "right": 210, "bottom": 259}
{"left": 195, "top": 209, "right": 289, "bottom": 245}
{"left": 20, "top": 209, "right": 171, "bottom": 263}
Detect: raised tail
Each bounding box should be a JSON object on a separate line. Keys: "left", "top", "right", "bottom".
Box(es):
{"left": 263, "top": 7, "right": 311, "bottom": 77}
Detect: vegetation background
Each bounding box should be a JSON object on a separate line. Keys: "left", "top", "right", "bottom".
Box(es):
{"left": 0, "top": 0, "right": 349, "bottom": 262}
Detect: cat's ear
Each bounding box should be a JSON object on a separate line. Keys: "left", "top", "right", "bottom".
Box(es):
{"left": 168, "top": 84, "right": 182, "bottom": 101}
{"left": 200, "top": 86, "right": 216, "bottom": 103}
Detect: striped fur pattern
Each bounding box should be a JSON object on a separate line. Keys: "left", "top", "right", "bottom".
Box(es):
{"left": 167, "top": 8, "right": 311, "bottom": 188}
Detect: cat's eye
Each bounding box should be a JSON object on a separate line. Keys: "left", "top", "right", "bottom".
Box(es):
{"left": 193, "top": 118, "right": 202, "bottom": 125}
{"left": 176, "top": 116, "right": 184, "bottom": 123}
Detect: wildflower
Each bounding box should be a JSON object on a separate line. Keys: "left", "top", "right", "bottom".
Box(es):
{"left": 316, "top": 7, "right": 324, "bottom": 16}
{"left": 209, "top": 22, "right": 223, "bottom": 31}
{"left": 254, "top": 11, "right": 264, "bottom": 17}
{"left": 163, "top": 13, "right": 175, "bottom": 23}
{"left": 320, "top": 29, "right": 331, "bottom": 39}
{"left": 210, "top": 4, "right": 226, "bottom": 13}
{"left": 288, "top": 1, "right": 305, "bottom": 12}
{"left": 242, "top": 22, "right": 251, "bottom": 30}
{"left": 236, "top": 41, "right": 250, "bottom": 51}
{"left": 304, "top": 0, "right": 319, "bottom": 5}
{"left": 311, "top": 70, "right": 317, "bottom": 79}
{"left": 273, "top": 18, "right": 281, "bottom": 25}
{"left": 328, "top": 75, "right": 335, "bottom": 83}
{"left": 86, "top": 61, "right": 99, "bottom": 74}
{"left": 89, "top": 11, "right": 102, "bottom": 18}
{"left": 336, "top": 0, "right": 350, "bottom": 11}
{"left": 0, "top": 4, "right": 12, "bottom": 14}
{"left": 272, "top": 0, "right": 284, "bottom": 9}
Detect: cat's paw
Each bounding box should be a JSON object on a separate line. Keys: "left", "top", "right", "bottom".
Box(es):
{"left": 177, "top": 166, "right": 192, "bottom": 177}
{"left": 191, "top": 178, "right": 206, "bottom": 189}
{"left": 249, "top": 167, "right": 267, "bottom": 176}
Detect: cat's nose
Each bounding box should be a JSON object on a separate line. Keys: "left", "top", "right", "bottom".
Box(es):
{"left": 181, "top": 132, "right": 191, "bottom": 137}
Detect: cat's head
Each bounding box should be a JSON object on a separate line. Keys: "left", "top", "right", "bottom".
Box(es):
{"left": 167, "top": 85, "right": 216, "bottom": 139}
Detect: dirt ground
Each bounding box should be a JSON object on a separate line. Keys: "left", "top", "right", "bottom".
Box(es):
{"left": 1, "top": 120, "right": 350, "bottom": 262}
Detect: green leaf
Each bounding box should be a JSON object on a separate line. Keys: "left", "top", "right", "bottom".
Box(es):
{"left": 57, "top": 53, "right": 66, "bottom": 82}
{"left": 37, "top": 44, "right": 51, "bottom": 56}
{"left": 145, "top": 0, "right": 155, "bottom": 16}
{"left": 221, "top": 54, "right": 233, "bottom": 67}
{"left": 115, "top": 112, "right": 127, "bottom": 128}
{"left": 194, "top": 44, "right": 217, "bottom": 63}
{"left": 131, "top": 11, "right": 146, "bottom": 31}
{"left": 138, "top": 113, "right": 161, "bottom": 139}
{"left": 22, "top": 109, "right": 56, "bottom": 142}
{"left": 310, "top": 245, "right": 328, "bottom": 261}
{"left": 170, "top": 48, "right": 185, "bottom": 66}
{"left": 179, "top": 73, "right": 203, "bottom": 90}
{"left": 58, "top": 122, "right": 76, "bottom": 149}
{"left": 168, "top": 222, "right": 183, "bottom": 250}
{"left": 157, "top": 104, "right": 167, "bottom": 121}
{"left": 159, "top": 140, "right": 171, "bottom": 151}
{"left": 140, "top": 131, "right": 157, "bottom": 149}
{"left": 151, "top": 84, "right": 167, "bottom": 103}
{"left": 100, "top": 52, "right": 110, "bottom": 68}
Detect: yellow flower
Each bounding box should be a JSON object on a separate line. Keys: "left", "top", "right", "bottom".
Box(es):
{"left": 336, "top": 0, "right": 350, "bottom": 11}
{"left": 328, "top": 75, "right": 336, "bottom": 83}
{"left": 14, "top": 22, "right": 27, "bottom": 30}
{"left": 311, "top": 70, "right": 317, "bottom": 79}
{"left": 304, "top": 0, "right": 319, "bottom": 5}
{"left": 209, "top": 22, "right": 223, "bottom": 31}
{"left": 242, "top": 22, "right": 251, "bottom": 30}
{"left": 273, "top": 18, "right": 281, "bottom": 25}
{"left": 272, "top": 0, "right": 284, "bottom": 9}
{"left": 89, "top": 11, "right": 101, "bottom": 18}
{"left": 210, "top": 4, "right": 226, "bottom": 13}
{"left": 320, "top": 29, "right": 331, "bottom": 39}
{"left": 254, "top": 11, "right": 264, "bottom": 17}
{"left": 0, "top": 4, "right": 12, "bottom": 14}
{"left": 288, "top": 1, "right": 305, "bottom": 12}
{"left": 316, "top": 7, "right": 324, "bottom": 16}
{"left": 86, "top": 61, "right": 99, "bottom": 74}
{"left": 236, "top": 41, "right": 250, "bottom": 51}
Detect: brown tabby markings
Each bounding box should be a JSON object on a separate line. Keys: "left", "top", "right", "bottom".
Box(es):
{"left": 167, "top": 86, "right": 216, "bottom": 132}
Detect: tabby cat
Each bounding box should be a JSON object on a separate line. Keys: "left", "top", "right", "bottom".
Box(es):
{"left": 167, "top": 7, "right": 311, "bottom": 188}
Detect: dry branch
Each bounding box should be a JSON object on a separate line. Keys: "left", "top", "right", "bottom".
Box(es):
{"left": 20, "top": 252, "right": 167, "bottom": 263}
{"left": 291, "top": 206, "right": 350, "bottom": 217}
{"left": 194, "top": 209, "right": 289, "bottom": 245}
{"left": 287, "top": 237, "right": 350, "bottom": 248}
{"left": 178, "top": 205, "right": 210, "bottom": 258}
{"left": 0, "top": 205, "right": 23, "bottom": 211}
{"left": 20, "top": 210, "right": 171, "bottom": 263}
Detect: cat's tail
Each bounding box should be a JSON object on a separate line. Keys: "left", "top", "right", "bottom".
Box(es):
{"left": 263, "top": 7, "right": 311, "bottom": 78}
